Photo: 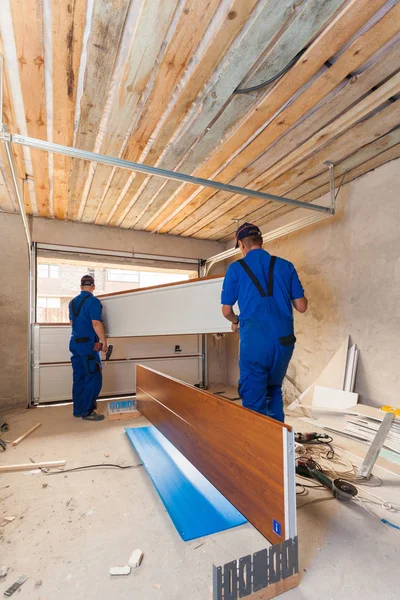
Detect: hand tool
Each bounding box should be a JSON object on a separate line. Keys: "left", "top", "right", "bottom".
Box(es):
{"left": 105, "top": 344, "right": 113, "bottom": 361}
{"left": 294, "top": 432, "right": 330, "bottom": 443}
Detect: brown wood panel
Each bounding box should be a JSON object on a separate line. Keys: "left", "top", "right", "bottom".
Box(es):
{"left": 136, "top": 365, "right": 293, "bottom": 544}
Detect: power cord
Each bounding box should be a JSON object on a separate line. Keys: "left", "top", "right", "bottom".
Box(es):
{"left": 44, "top": 463, "right": 143, "bottom": 475}
{"left": 234, "top": 48, "right": 306, "bottom": 94}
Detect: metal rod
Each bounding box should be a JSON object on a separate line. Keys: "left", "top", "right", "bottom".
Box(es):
{"left": 5, "top": 132, "right": 332, "bottom": 214}
{"left": 324, "top": 161, "right": 336, "bottom": 215}
{"left": 28, "top": 243, "right": 37, "bottom": 406}
{"left": 335, "top": 170, "right": 348, "bottom": 200}
{"left": 1, "top": 127, "right": 32, "bottom": 246}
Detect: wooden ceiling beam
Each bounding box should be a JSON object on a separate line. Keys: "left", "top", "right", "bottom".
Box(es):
{"left": 118, "top": 0, "right": 347, "bottom": 230}
{"left": 83, "top": 0, "right": 181, "bottom": 225}
{"left": 203, "top": 100, "right": 400, "bottom": 240}
{"left": 52, "top": 0, "right": 87, "bottom": 220}
{"left": 66, "top": 0, "right": 131, "bottom": 221}
{"left": 190, "top": 70, "right": 400, "bottom": 239}
{"left": 9, "top": 0, "right": 49, "bottom": 217}
{"left": 229, "top": 142, "right": 400, "bottom": 242}
{"left": 180, "top": 41, "right": 400, "bottom": 238}
{"left": 216, "top": 128, "right": 400, "bottom": 241}
{"left": 104, "top": 0, "right": 263, "bottom": 228}
{"left": 0, "top": 36, "right": 32, "bottom": 214}
{"left": 155, "top": 0, "right": 394, "bottom": 236}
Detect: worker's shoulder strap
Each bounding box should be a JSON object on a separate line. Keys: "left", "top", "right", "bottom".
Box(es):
{"left": 238, "top": 256, "right": 276, "bottom": 298}
{"left": 70, "top": 294, "right": 91, "bottom": 319}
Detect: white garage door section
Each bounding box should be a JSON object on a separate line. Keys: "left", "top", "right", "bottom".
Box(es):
{"left": 33, "top": 326, "right": 203, "bottom": 403}
{"left": 101, "top": 276, "right": 233, "bottom": 336}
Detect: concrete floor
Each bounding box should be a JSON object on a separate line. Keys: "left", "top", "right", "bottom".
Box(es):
{"left": 0, "top": 403, "right": 399, "bottom": 600}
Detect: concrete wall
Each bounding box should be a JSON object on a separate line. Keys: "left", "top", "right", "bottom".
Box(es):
{"left": 223, "top": 158, "right": 400, "bottom": 409}
{"left": 0, "top": 215, "right": 225, "bottom": 408}
{"left": 0, "top": 212, "right": 29, "bottom": 408}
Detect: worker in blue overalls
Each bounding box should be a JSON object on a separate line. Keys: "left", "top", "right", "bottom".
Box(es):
{"left": 69, "top": 275, "right": 108, "bottom": 422}
{"left": 221, "top": 223, "right": 307, "bottom": 422}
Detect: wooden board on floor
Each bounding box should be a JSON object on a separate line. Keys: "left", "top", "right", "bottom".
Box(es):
{"left": 136, "top": 365, "right": 296, "bottom": 545}
{"left": 107, "top": 409, "right": 141, "bottom": 421}
{"left": 0, "top": 461, "right": 66, "bottom": 473}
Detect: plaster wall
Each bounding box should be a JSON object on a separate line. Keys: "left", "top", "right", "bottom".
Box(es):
{"left": 0, "top": 212, "right": 29, "bottom": 408}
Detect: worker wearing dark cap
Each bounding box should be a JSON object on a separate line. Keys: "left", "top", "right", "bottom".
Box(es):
{"left": 221, "top": 223, "right": 307, "bottom": 422}
{"left": 68, "top": 275, "right": 108, "bottom": 421}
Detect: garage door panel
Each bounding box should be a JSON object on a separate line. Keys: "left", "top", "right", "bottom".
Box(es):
{"left": 37, "top": 357, "right": 202, "bottom": 403}
{"left": 35, "top": 326, "right": 201, "bottom": 363}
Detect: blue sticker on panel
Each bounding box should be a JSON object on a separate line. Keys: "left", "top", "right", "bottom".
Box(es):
{"left": 273, "top": 519, "right": 281, "bottom": 536}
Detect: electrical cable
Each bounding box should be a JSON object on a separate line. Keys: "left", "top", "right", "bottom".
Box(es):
{"left": 44, "top": 463, "right": 143, "bottom": 475}
{"left": 353, "top": 496, "right": 400, "bottom": 539}
{"left": 233, "top": 48, "right": 306, "bottom": 94}
{"left": 296, "top": 445, "right": 358, "bottom": 480}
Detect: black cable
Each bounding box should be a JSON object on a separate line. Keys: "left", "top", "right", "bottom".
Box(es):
{"left": 234, "top": 48, "right": 306, "bottom": 94}
{"left": 44, "top": 463, "right": 143, "bottom": 475}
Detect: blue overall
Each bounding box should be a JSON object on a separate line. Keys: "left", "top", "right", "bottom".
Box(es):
{"left": 69, "top": 292, "right": 103, "bottom": 418}
{"left": 221, "top": 249, "right": 304, "bottom": 422}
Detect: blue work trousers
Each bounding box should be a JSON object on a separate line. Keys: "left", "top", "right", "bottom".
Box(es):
{"left": 238, "top": 316, "right": 294, "bottom": 423}
{"left": 71, "top": 352, "right": 102, "bottom": 417}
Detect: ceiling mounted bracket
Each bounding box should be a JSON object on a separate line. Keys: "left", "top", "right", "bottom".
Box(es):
{"left": 323, "top": 161, "right": 337, "bottom": 215}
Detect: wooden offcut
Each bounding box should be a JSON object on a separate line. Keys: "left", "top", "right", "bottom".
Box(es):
{"left": 0, "top": 461, "right": 66, "bottom": 473}
{"left": 107, "top": 408, "right": 141, "bottom": 421}
{"left": 12, "top": 423, "right": 41, "bottom": 446}
{"left": 136, "top": 365, "right": 292, "bottom": 545}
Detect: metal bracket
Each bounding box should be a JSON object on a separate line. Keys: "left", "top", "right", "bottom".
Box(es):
{"left": 324, "top": 161, "right": 336, "bottom": 215}
{"left": 0, "top": 124, "right": 12, "bottom": 142}
{"left": 213, "top": 537, "right": 299, "bottom": 599}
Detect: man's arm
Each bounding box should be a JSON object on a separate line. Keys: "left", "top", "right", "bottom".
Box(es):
{"left": 92, "top": 320, "right": 108, "bottom": 351}
{"left": 292, "top": 297, "right": 308, "bottom": 313}
{"left": 222, "top": 305, "right": 240, "bottom": 333}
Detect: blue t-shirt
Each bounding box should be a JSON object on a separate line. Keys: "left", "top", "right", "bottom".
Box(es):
{"left": 221, "top": 249, "right": 304, "bottom": 321}
{"left": 69, "top": 291, "right": 102, "bottom": 342}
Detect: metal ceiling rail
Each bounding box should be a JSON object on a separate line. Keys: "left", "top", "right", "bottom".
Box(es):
{"left": 203, "top": 211, "right": 332, "bottom": 274}
{"left": 0, "top": 130, "right": 333, "bottom": 215}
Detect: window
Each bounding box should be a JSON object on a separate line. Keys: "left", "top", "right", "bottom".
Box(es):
{"left": 107, "top": 268, "right": 139, "bottom": 283}
{"left": 37, "top": 297, "right": 61, "bottom": 308}
{"left": 38, "top": 264, "right": 60, "bottom": 279}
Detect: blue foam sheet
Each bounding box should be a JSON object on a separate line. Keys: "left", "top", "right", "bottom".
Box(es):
{"left": 126, "top": 426, "right": 246, "bottom": 541}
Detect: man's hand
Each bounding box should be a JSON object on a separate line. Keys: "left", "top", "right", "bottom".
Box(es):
{"left": 231, "top": 321, "right": 240, "bottom": 333}
{"left": 222, "top": 305, "right": 240, "bottom": 332}
{"left": 92, "top": 320, "right": 108, "bottom": 353}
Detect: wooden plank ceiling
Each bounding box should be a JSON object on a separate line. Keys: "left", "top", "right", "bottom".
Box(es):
{"left": 0, "top": 0, "right": 399, "bottom": 242}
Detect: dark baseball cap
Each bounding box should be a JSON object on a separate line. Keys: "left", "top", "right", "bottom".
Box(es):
{"left": 81, "top": 275, "right": 95, "bottom": 287}
{"left": 235, "top": 222, "right": 262, "bottom": 248}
